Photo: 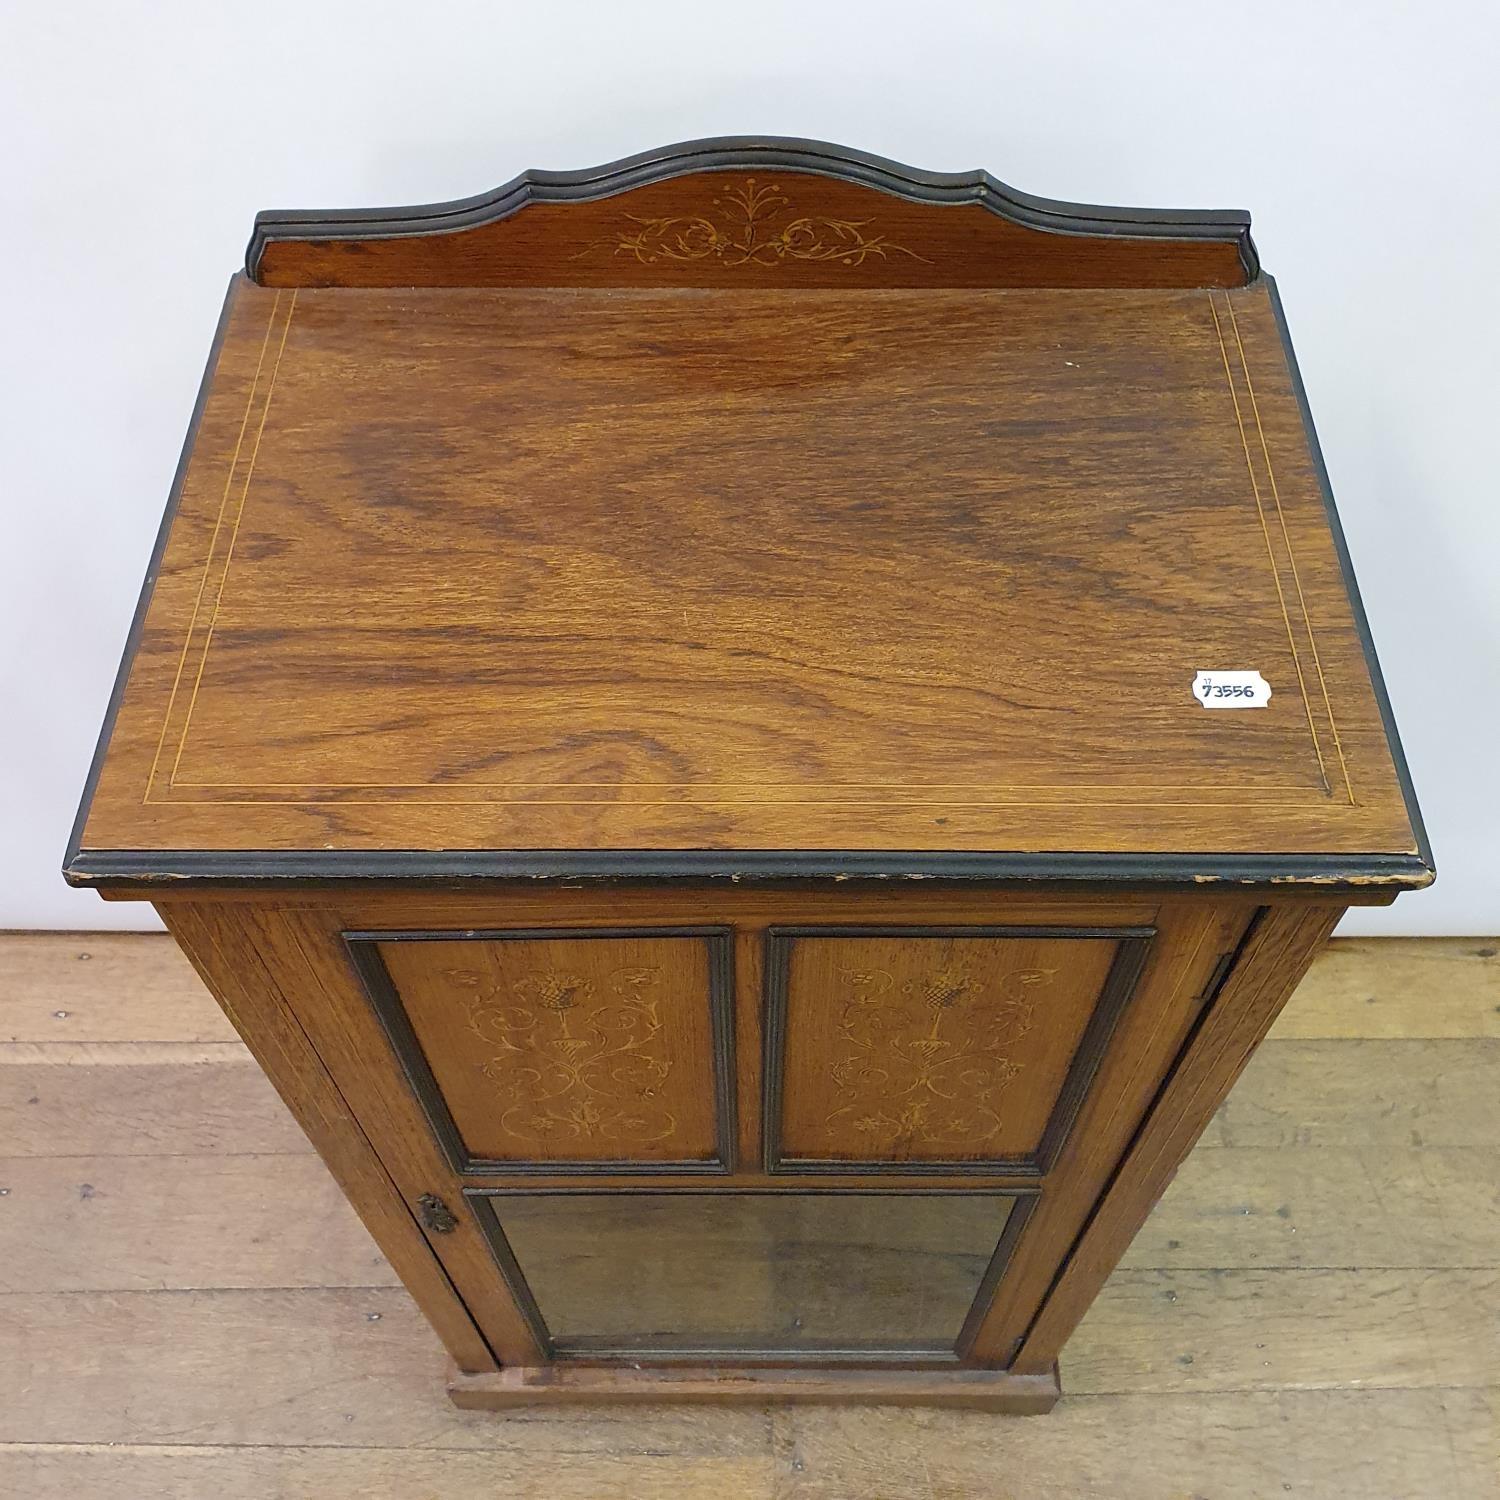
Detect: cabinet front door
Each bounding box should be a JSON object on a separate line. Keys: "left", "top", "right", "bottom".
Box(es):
{"left": 260, "top": 892, "right": 1246, "bottom": 1369}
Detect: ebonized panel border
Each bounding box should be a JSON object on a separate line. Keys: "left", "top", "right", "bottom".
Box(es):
{"left": 246, "top": 134, "right": 1257, "bottom": 283}
{"left": 465, "top": 1185, "right": 1039, "bottom": 1369}
{"left": 955, "top": 1185, "right": 1042, "bottom": 1364}
{"left": 761, "top": 925, "right": 1155, "bottom": 1178}
{"left": 342, "top": 925, "right": 737, "bottom": 1177}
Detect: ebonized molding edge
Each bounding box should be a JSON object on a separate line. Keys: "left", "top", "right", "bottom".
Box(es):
{"left": 245, "top": 134, "right": 1258, "bottom": 284}
{"left": 61, "top": 848, "right": 1434, "bottom": 890}
{"left": 1265, "top": 274, "right": 1434, "bottom": 884}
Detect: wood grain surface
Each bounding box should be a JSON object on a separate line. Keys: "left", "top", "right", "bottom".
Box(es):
{"left": 2, "top": 934, "right": 1494, "bottom": 1495}
{"left": 0, "top": 933, "right": 239, "bottom": 1043}
{"left": 0, "top": 1054, "right": 305, "bottom": 1157}
{"left": 447, "top": 1358, "right": 1061, "bottom": 1413}
{"left": 1268, "top": 937, "right": 1500, "bottom": 1038}
{"left": 73, "top": 274, "right": 1421, "bottom": 872}
{"left": 0, "top": 1154, "right": 396, "bottom": 1292}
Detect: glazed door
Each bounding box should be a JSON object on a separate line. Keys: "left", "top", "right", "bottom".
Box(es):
{"left": 255, "top": 893, "right": 1247, "bottom": 1369}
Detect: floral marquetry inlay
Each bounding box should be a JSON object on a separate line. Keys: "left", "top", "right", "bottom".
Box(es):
{"left": 573, "top": 178, "right": 931, "bottom": 269}
{"left": 824, "top": 966, "right": 1052, "bottom": 1149}
{"left": 370, "top": 932, "right": 728, "bottom": 1169}
{"left": 445, "top": 962, "right": 677, "bottom": 1147}
{"left": 771, "top": 931, "right": 1127, "bottom": 1171}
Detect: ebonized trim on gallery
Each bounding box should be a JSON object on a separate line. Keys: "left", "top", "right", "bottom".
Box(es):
{"left": 245, "top": 134, "right": 1258, "bottom": 284}
{"left": 464, "top": 1185, "right": 1039, "bottom": 1368}
{"left": 342, "top": 926, "right": 738, "bottom": 1177}
{"left": 761, "top": 925, "right": 1155, "bottom": 1178}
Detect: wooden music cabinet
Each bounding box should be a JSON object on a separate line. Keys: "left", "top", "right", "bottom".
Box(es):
{"left": 66, "top": 138, "right": 1431, "bottom": 1413}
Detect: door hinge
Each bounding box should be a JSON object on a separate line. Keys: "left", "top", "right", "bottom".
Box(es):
{"left": 417, "top": 1193, "right": 459, "bottom": 1234}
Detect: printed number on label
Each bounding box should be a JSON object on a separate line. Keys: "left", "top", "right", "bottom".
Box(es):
{"left": 1192, "top": 670, "right": 1271, "bottom": 709}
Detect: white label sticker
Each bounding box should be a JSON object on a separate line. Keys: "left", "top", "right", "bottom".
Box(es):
{"left": 1193, "top": 670, "right": 1271, "bottom": 708}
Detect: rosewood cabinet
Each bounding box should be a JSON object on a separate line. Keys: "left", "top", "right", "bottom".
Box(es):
{"left": 66, "top": 137, "right": 1430, "bottom": 1412}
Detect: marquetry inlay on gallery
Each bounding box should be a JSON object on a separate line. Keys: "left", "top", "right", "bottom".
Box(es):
{"left": 68, "top": 137, "right": 1429, "bottom": 1413}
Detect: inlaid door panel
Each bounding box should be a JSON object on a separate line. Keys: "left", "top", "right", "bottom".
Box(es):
{"left": 346, "top": 926, "right": 735, "bottom": 1174}
{"left": 764, "top": 925, "right": 1152, "bottom": 1174}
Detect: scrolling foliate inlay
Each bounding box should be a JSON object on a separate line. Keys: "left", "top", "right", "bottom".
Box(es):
{"left": 573, "top": 178, "right": 931, "bottom": 268}
{"left": 824, "top": 967, "right": 1054, "bottom": 1149}
{"left": 445, "top": 964, "right": 676, "bottom": 1146}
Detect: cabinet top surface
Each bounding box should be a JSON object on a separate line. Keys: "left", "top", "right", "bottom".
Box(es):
{"left": 70, "top": 272, "right": 1426, "bottom": 888}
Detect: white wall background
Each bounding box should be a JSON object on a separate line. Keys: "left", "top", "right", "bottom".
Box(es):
{"left": 4, "top": 1, "right": 1496, "bottom": 934}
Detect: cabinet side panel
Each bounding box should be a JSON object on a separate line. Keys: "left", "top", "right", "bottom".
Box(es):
{"left": 963, "top": 900, "right": 1253, "bottom": 1363}
{"left": 158, "top": 900, "right": 498, "bottom": 1372}
{"left": 233, "top": 905, "right": 548, "bottom": 1364}
{"left": 1012, "top": 901, "right": 1343, "bottom": 1373}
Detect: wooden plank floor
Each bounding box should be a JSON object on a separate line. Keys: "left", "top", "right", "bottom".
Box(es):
{"left": 1, "top": 932, "right": 1495, "bottom": 1498}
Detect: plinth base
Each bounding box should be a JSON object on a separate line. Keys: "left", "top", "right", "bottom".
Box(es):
{"left": 446, "top": 1358, "right": 1061, "bottom": 1413}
